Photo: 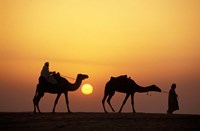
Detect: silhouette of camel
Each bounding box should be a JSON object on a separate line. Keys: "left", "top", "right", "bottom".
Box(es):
{"left": 102, "top": 75, "right": 161, "bottom": 113}
{"left": 33, "top": 73, "right": 88, "bottom": 113}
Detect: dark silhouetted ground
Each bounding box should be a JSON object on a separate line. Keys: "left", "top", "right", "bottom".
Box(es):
{"left": 0, "top": 112, "right": 199, "bottom": 130}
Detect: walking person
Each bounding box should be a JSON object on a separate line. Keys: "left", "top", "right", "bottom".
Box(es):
{"left": 167, "top": 83, "right": 179, "bottom": 114}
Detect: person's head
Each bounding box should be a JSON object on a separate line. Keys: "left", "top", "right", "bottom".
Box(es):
{"left": 171, "top": 83, "right": 176, "bottom": 89}
{"left": 44, "top": 62, "right": 49, "bottom": 67}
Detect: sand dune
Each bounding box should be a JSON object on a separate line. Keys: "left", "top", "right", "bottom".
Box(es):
{"left": 0, "top": 112, "right": 199, "bottom": 130}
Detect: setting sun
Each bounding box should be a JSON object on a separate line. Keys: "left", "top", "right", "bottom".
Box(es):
{"left": 81, "top": 84, "right": 93, "bottom": 95}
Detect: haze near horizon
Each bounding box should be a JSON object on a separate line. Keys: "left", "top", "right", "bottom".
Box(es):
{"left": 0, "top": 0, "right": 200, "bottom": 114}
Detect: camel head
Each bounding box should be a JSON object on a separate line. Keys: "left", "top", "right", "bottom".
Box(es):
{"left": 77, "top": 74, "right": 89, "bottom": 80}
{"left": 151, "top": 85, "right": 162, "bottom": 92}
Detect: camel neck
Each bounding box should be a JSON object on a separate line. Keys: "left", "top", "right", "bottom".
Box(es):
{"left": 68, "top": 76, "right": 82, "bottom": 91}
{"left": 135, "top": 85, "right": 154, "bottom": 93}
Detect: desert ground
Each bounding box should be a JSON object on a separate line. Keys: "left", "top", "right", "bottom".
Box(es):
{"left": 0, "top": 112, "right": 199, "bottom": 131}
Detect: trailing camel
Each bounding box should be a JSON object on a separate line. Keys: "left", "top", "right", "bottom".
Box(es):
{"left": 102, "top": 75, "right": 161, "bottom": 113}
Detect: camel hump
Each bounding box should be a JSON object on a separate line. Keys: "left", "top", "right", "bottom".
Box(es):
{"left": 110, "top": 75, "right": 136, "bottom": 86}
{"left": 110, "top": 75, "right": 128, "bottom": 81}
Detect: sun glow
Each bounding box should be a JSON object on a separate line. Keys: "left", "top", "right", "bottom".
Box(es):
{"left": 81, "top": 84, "right": 93, "bottom": 95}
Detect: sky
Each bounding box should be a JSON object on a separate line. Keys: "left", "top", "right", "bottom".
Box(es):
{"left": 0, "top": 0, "right": 200, "bottom": 114}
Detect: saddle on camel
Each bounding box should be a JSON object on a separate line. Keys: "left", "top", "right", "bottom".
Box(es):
{"left": 39, "top": 72, "right": 61, "bottom": 87}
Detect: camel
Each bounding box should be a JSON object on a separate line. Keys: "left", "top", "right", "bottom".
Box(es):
{"left": 102, "top": 75, "right": 161, "bottom": 113}
{"left": 33, "top": 73, "right": 88, "bottom": 113}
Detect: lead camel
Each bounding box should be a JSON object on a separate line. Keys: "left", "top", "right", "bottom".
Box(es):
{"left": 102, "top": 75, "right": 161, "bottom": 113}
{"left": 33, "top": 73, "right": 88, "bottom": 113}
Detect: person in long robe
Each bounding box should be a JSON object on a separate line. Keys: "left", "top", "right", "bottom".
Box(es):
{"left": 167, "top": 83, "right": 179, "bottom": 114}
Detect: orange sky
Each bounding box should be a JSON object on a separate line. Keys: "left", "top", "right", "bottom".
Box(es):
{"left": 0, "top": 0, "right": 200, "bottom": 114}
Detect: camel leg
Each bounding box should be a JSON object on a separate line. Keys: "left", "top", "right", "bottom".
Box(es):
{"left": 33, "top": 95, "right": 39, "bottom": 113}
{"left": 119, "top": 93, "right": 130, "bottom": 113}
{"left": 33, "top": 97, "right": 37, "bottom": 113}
{"left": 64, "top": 92, "right": 71, "bottom": 113}
{"left": 107, "top": 93, "right": 115, "bottom": 112}
{"left": 35, "top": 92, "right": 44, "bottom": 113}
{"left": 131, "top": 93, "right": 136, "bottom": 113}
{"left": 52, "top": 93, "right": 62, "bottom": 113}
{"left": 35, "top": 95, "right": 42, "bottom": 113}
{"left": 33, "top": 84, "right": 39, "bottom": 113}
{"left": 102, "top": 93, "right": 109, "bottom": 113}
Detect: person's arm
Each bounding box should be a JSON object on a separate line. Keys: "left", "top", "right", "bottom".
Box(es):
{"left": 175, "top": 92, "right": 178, "bottom": 99}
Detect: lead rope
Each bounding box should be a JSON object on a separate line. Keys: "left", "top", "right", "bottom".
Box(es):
{"left": 161, "top": 90, "right": 169, "bottom": 94}
{"left": 147, "top": 90, "right": 168, "bottom": 96}
{"left": 60, "top": 74, "right": 76, "bottom": 80}
{"left": 147, "top": 92, "right": 151, "bottom": 96}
